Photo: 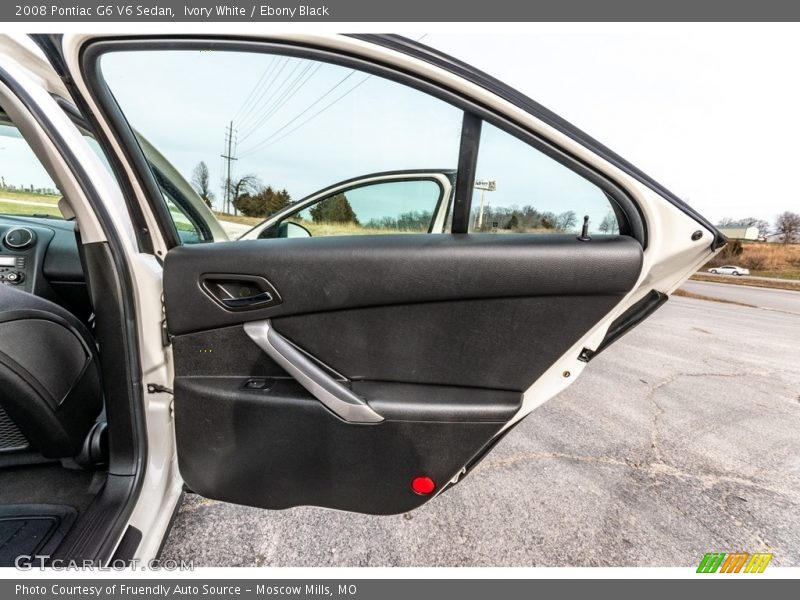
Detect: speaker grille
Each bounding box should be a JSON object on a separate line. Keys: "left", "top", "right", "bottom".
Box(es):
{"left": 0, "top": 404, "right": 28, "bottom": 452}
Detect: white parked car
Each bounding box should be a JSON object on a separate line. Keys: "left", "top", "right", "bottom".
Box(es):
{"left": 708, "top": 265, "right": 750, "bottom": 276}
{"left": 0, "top": 33, "right": 723, "bottom": 566}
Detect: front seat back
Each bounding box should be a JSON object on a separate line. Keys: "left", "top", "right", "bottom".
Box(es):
{"left": 0, "top": 284, "right": 102, "bottom": 458}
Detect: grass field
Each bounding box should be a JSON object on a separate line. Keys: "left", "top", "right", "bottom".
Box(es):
{"left": 0, "top": 189, "right": 61, "bottom": 203}
{"left": 292, "top": 220, "right": 420, "bottom": 236}
{"left": 213, "top": 213, "right": 426, "bottom": 236}
{"left": 0, "top": 190, "right": 62, "bottom": 218}
{"left": 703, "top": 241, "right": 800, "bottom": 281}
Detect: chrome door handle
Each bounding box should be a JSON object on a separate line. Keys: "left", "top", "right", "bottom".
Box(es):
{"left": 243, "top": 320, "right": 383, "bottom": 424}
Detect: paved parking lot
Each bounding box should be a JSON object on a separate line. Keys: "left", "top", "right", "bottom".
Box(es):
{"left": 161, "top": 293, "right": 800, "bottom": 566}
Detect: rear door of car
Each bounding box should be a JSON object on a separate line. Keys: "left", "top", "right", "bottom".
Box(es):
{"left": 48, "top": 34, "right": 722, "bottom": 514}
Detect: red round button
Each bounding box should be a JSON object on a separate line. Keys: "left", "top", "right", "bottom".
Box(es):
{"left": 411, "top": 476, "right": 436, "bottom": 495}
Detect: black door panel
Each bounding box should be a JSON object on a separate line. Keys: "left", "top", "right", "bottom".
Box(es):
{"left": 175, "top": 377, "right": 514, "bottom": 514}
{"left": 172, "top": 324, "right": 288, "bottom": 377}
{"left": 273, "top": 295, "right": 625, "bottom": 391}
{"left": 163, "top": 234, "right": 643, "bottom": 335}
{"left": 166, "top": 233, "right": 642, "bottom": 513}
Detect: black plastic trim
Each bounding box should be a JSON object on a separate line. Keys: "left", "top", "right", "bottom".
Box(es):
{"left": 109, "top": 525, "right": 142, "bottom": 563}
{"left": 579, "top": 289, "right": 669, "bottom": 362}
{"left": 174, "top": 376, "right": 508, "bottom": 515}
{"left": 452, "top": 113, "right": 481, "bottom": 233}
{"left": 200, "top": 273, "right": 282, "bottom": 312}
{"left": 51, "top": 473, "right": 137, "bottom": 562}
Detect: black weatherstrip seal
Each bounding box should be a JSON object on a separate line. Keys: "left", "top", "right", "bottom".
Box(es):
{"left": 579, "top": 289, "right": 669, "bottom": 362}
{"left": 0, "top": 62, "right": 147, "bottom": 561}
{"left": 354, "top": 34, "right": 726, "bottom": 250}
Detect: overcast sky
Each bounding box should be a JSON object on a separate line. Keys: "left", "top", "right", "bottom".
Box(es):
{"left": 2, "top": 29, "right": 798, "bottom": 227}
{"left": 424, "top": 29, "right": 799, "bottom": 225}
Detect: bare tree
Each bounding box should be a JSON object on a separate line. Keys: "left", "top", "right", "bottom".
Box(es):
{"left": 191, "top": 161, "right": 214, "bottom": 208}
{"left": 554, "top": 210, "right": 577, "bottom": 232}
{"left": 774, "top": 211, "right": 800, "bottom": 244}
{"left": 599, "top": 212, "right": 619, "bottom": 234}
{"left": 224, "top": 174, "right": 261, "bottom": 216}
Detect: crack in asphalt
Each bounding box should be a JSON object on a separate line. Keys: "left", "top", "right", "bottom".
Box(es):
{"left": 645, "top": 370, "right": 764, "bottom": 466}
{"left": 474, "top": 450, "right": 800, "bottom": 503}
{"left": 475, "top": 370, "right": 799, "bottom": 508}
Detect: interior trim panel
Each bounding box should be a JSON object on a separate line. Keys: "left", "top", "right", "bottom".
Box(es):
{"left": 167, "top": 232, "right": 643, "bottom": 513}
{"left": 164, "top": 234, "right": 644, "bottom": 335}
{"left": 174, "top": 376, "right": 516, "bottom": 514}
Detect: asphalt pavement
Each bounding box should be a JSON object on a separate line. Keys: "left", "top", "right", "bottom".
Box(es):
{"left": 160, "top": 290, "right": 800, "bottom": 567}
{"left": 681, "top": 280, "right": 799, "bottom": 315}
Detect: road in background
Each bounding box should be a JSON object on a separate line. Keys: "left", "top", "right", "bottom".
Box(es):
{"left": 161, "top": 295, "right": 800, "bottom": 566}
{"left": 218, "top": 220, "right": 252, "bottom": 238}
{"left": 682, "top": 280, "right": 800, "bottom": 315}
{"left": 700, "top": 272, "right": 796, "bottom": 284}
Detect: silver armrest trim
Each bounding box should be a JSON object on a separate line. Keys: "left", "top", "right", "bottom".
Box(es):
{"left": 243, "top": 319, "right": 384, "bottom": 424}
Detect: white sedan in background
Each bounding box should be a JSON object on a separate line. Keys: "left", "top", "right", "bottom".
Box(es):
{"left": 708, "top": 265, "right": 750, "bottom": 276}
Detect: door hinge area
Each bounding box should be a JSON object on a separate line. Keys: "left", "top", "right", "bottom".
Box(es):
{"left": 160, "top": 292, "right": 172, "bottom": 347}
{"left": 146, "top": 383, "right": 173, "bottom": 395}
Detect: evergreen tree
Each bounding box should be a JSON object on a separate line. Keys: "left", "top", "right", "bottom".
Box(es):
{"left": 309, "top": 193, "right": 359, "bottom": 224}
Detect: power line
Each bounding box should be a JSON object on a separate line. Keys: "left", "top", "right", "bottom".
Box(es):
{"left": 236, "top": 57, "right": 292, "bottom": 132}
{"left": 238, "top": 60, "right": 318, "bottom": 143}
{"left": 230, "top": 56, "right": 278, "bottom": 125}
{"left": 239, "top": 70, "right": 369, "bottom": 158}
{"left": 238, "top": 62, "right": 321, "bottom": 143}
{"left": 240, "top": 73, "right": 372, "bottom": 156}
{"left": 246, "top": 74, "right": 372, "bottom": 153}
{"left": 232, "top": 56, "right": 285, "bottom": 127}
{"left": 256, "top": 62, "right": 322, "bottom": 129}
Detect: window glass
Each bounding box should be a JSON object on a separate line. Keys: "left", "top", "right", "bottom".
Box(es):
{"left": 285, "top": 179, "right": 444, "bottom": 236}
{"left": 469, "top": 122, "right": 619, "bottom": 235}
{"left": 0, "top": 119, "right": 63, "bottom": 219}
{"left": 99, "top": 50, "right": 463, "bottom": 242}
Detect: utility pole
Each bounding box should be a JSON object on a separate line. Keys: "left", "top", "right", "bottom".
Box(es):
{"left": 221, "top": 121, "right": 238, "bottom": 214}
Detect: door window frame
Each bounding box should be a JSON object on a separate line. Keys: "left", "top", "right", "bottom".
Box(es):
{"left": 78, "top": 37, "right": 646, "bottom": 249}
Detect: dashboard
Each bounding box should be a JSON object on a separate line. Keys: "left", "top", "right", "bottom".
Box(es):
{"left": 0, "top": 215, "right": 91, "bottom": 322}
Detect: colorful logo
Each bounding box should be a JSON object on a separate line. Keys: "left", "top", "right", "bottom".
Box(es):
{"left": 697, "top": 552, "right": 773, "bottom": 573}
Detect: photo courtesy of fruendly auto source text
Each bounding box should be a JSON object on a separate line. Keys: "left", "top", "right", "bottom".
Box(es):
{"left": 0, "top": 0, "right": 798, "bottom": 596}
